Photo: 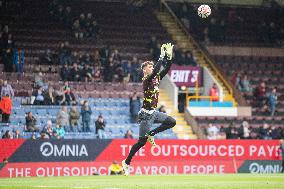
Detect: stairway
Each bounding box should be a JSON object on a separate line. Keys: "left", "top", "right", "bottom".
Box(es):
{"left": 158, "top": 89, "right": 197, "bottom": 139}
{"left": 155, "top": 11, "right": 237, "bottom": 105}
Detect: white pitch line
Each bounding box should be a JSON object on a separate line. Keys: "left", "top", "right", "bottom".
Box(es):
{"left": 35, "top": 186, "right": 91, "bottom": 189}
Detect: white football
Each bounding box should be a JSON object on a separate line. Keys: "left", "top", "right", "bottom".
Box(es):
{"left": 198, "top": 5, "right": 211, "bottom": 18}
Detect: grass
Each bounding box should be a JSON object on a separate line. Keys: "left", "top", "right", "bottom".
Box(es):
{"left": 0, "top": 174, "right": 284, "bottom": 189}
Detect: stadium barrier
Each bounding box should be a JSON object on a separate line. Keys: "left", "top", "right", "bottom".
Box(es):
{"left": 0, "top": 139, "right": 282, "bottom": 177}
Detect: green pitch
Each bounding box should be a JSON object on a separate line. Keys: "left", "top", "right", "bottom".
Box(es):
{"left": 0, "top": 174, "right": 284, "bottom": 189}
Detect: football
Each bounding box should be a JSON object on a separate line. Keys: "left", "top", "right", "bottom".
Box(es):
{"left": 198, "top": 4, "right": 211, "bottom": 18}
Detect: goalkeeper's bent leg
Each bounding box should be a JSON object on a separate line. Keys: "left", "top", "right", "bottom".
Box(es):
{"left": 125, "top": 137, "right": 147, "bottom": 165}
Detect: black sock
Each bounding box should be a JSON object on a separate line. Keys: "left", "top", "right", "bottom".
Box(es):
{"left": 125, "top": 137, "right": 147, "bottom": 165}
{"left": 148, "top": 116, "right": 176, "bottom": 136}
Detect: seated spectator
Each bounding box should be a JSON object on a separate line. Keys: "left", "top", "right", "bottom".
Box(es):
{"left": 206, "top": 123, "right": 219, "bottom": 140}
{"left": 54, "top": 124, "right": 65, "bottom": 139}
{"left": 81, "top": 101, "right": 92, "bottom": 132}
{"left": 231, "top": 71, "right": 241, "bottom": 87}
{"left": 40, "top": 132, "right": 50, "bottom": 139}
{"left": 109, "top": 160, "right": 123, "bottom": 175}
{"left": 124, "top": 130, "right": 133, "bottom": 139}
{"left": 2, "top": 130, "right": 13, "bottom": 139}
{"left": 95, "top": 115, "right": 106, "bottom": 139}
{"left": 44, "top": 87, "right": 55, "bottom": 105}
{"left": 13, "top": 130, "right": 22, "bottom": 139}
{"left": 254, "top": 82, "right": 268, "bottom": 108}
{"left": 239, "top": 74, "right": 252, "bottom": 94}
{"left": 25, "top": 112, "right": 39, "bottom": 132}
{"left": 0, "top": 94, "right": 12, "bottom": 123}
{"left": 40, "top": 49, "right": 54, "bottom": 65}
{"left": 60, "top": 64, "right": 70, "bottom": 81}
{"left": 69, "top": 106, "right": 80, "bottom": 132}
{"left": 1, "top": 80, "right": 14, "bottom": 98}
{"left": 41, "top": 120, "right": 54, "bottom": 138}
{"left": 129, "top": 92, "right": 141, "bottom": 123}
{"left": 158, "top": 105, "right": 167, "bottom": 113}
{"left": 111, "top": 49, "right": 121, "bottom": 63}
{"left": 62, "top": 81, "right": 76, "bottom": 105}
{"left": 33, "top": 72, "right": 45, "bottom": 89}
{"left": 32, "top": 87, "right": 45, "bottom": 105}
{"left": 241, "top": 121, "right": 251, "bottom": 139}
{"left": 56, "top": 106, "right": 69, "bottom": 132}
{"left": 268, "top": 87, "right": 277, "bottom": 116}
{"left": 54, "top": 88, "right": 66, "bottom": 105}
{"left": 209, "top": 83, "right": 219, "bottom": 101}
{"left": 148, "top": 36, "right": 157, "bottom": 55}
{"left": 63, "top": 6, "right": 72, "bottom": 27}
{"left": 81, "top": 64, "right": 93, "bottom": 82}
{"left": 58, "top": 41, "right": 72, "bottom": 65}
{"left": 260, "top": 123, "right": 272, "bottom": 140}
{"left": 69, "top": 63, "right": 81, "bottom": 81}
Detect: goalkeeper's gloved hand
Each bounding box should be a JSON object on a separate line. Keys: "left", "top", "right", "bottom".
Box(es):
{"left": 159, "top": 44, "right": 167, "bottom": 60}
{"left": 164, "top": 43, "right": 174, "bottom": 60}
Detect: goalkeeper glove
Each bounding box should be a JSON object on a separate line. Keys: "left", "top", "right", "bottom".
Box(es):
{"left": 164, "top": 43, "right": 174, "bottom": 60}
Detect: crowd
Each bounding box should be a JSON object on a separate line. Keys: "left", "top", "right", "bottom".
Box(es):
{"left": 0, "top": 24, "right": 24, "bottom": 73}
{"left": 49, "top": 0, "right": 100, "bottom": 40}
{"left": 176, "top": 3, "right": 284, "bottom": 46}
{"left": 47, "top": 41, "right": 143, "bottom": 82}
{"left": 206, "top": 121, "right": 284, "bottom": 140}
{"left": 22, "top": 103, "right": 108, "bottom": 139}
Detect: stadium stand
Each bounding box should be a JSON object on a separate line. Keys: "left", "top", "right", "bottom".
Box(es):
{"left": 164, "top": 1, "right": 284, "bottom": 139}
{"left": 0, "top": 0, "right": 178, "bottom": 139}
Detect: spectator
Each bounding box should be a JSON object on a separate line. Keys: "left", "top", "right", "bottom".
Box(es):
{"left": 32, "top": 87, "right": 45, "bottom": 105}
{"left": 254, "top": 82, "right": 267, "bottom": 108}
{"left": 88, "top": 20, "right": 100, "bottom": 38}
{"left": 62, "top": 81, "right": 76, "bottom": 105}
{"left": 54, "top": 124, "right": 65, "bottom": 139}
{"left": 0, "top": 94, "right": 12, "bottom": 123}
{"left": 241, "top": 121, "right": 250, "bottom": 139}
{"left": 111, "top": 49, "right": 121, "bottom": 63}
{"left": 40, "top": 49, "right": 53, "bottom": 65}
{"left": 25, "top": 112, "right": 39, "bottom": 132}
{"left": 13, "top": 48, "right": 25, "bottom": 73}
{"left": 81, "top": 100, "right": 92, "bottom": 132}
{"left": 44, "top": 87, "right": 55, "bottom": 105}
{"left": 207, "top": 123, "right": 219, "bottom": 140}
{"left": 40, "top": 132, "right": 50, "bottom": 139}
{"left": 72, "top": 19, "right": 83, "bottom": 39}
{"left": 239, "top": 74, "right": 252, "bottom": 94}
{"left": 100, "top": 45, "right": 111, "bottom": 64}
{"left": 81, "top": 64, "right": 93, "bottom": 82}
{"left": 0, "top": 80, "right": 3, "bottom": 97}
{"left": 268, "top": 87, "right": 277, "bottom": 116}
{"left": 54, "top": 87, "right": 66, "bottom": 105}
{"left": 129, "top": 92, "right": 141, "bottom": 123}
{"left": 69, "top": 106, "right": 80, "bottom": 132}
{"left": 56, "top": 106, "right": 69, "bottom": 132}
{"left": 231, "top": 71, "right": 241, "bottom": 87}
{"left": 109, "top": 160, "right": 123, "bottom": 175}
{"left": 2, "top": 130, "right": 12, "bottom": 139}
{"left": 3, "top": 35, "right": 14, "bottom": 72}
{"left": 209, "top": 83, "right": 219, "bottom": 101}
{"left": 69, "top": 63, "right": 81, "bottom": 81}
{"left": 158, "top": 105, "right": 166, "bottom": 113}
{"left": 95, "top": 115, "right": 106, "bottom": 139}
{"left": 124, "top": 130, "right": 134, "bottom": 139}
{"left": 63, "top": 6, "right": 72, "bottom": 27}
{"left": 41, "top": 120, "right": 53, "bottom": 138}
{"left": 1, "top": 80, "right": 14, "bottom": 98}
{"left": 33, "top": 72, "right": 45, "bottom": 89}
{"left": 60, "top": 64, "right": 69, "bottom": 81}
{"left": 13, "top": 130, "right": 22, "bottom": 139}
{"left": 259, "top": 123, "right": 272, "bottom": 140}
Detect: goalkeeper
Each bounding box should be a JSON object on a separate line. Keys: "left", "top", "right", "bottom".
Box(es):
{"left": 122, "top": 43, "right": 176, "bottom": 176}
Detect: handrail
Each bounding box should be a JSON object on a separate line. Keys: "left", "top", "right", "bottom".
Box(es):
{"left": 160, "top": 0, "right": 234, "bottom": 97}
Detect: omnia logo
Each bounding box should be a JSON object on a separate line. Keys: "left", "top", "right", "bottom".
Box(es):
{"left": 40, "top": 142, "right": 88, "bottom": 157}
